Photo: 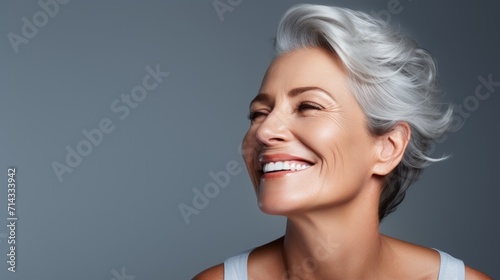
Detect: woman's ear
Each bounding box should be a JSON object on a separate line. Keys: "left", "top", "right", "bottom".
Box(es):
{"left": 372, "top": 122, "right": 411, "bottom": 176}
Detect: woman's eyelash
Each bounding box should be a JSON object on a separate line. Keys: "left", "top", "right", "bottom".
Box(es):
{"left": 247, "top": 111, "right": 266, "bottom": 120}
{"left": 247, "top": 112, "right": 255, "bottom": 120}
{"left": 247, "top": 103, "right": 322, "bottom": 120}
{"left": 298, "top": 102, "right": 323, "bottom": 111}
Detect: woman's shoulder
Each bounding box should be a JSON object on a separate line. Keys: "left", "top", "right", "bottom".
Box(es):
{"left": 465, "top": 266, "right": 493, "bottom": 280}
{"left": 383, "top": 235, "right": 492, "bottom": 279}
{"left": 192, "top": 263, "right": 224, "bottom": 280}
{"left": 192, "top": 237, "right": 284, "bottom": 280}
{"left": 193, "top": 236, "right": 492, "bottom": 279}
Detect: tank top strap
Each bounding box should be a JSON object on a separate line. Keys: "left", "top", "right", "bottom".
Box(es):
{"left": 223, "top": 248, "right": 252, "bottom": 280}
{"left": 435, "top": 249, "right": 465, "bottom": 280}
{"left": 223, "top": 247, "right": 465, "bottom": 279}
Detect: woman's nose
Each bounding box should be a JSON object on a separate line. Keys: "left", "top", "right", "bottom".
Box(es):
{"left": 255, "top": 110, "right": 291, "bottom": 146}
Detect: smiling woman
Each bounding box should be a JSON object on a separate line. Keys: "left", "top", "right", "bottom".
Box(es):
{"left": 193, "top": 3, "right": 492, "bottom": 280}
{"left": 245, "top": 48, "right": 381, "bottom": 219}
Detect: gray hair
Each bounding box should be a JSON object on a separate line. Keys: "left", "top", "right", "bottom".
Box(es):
{"left": 274, "top": 4, "right": 453, "bottom": 221}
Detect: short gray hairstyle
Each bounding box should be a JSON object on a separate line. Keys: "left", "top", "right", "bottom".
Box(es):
{"left": 274, "top": 4, "right": 453, "bottom": 221}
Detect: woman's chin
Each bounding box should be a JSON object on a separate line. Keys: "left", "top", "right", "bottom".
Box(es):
{"left": 257, "top": 195, "right": 306, "bottom": 216}
{"left": 258, "top": 203, "right": 290, "bottom": 216}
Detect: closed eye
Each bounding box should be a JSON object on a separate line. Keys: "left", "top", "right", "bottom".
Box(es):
{"left": 247, "top": 111, "right": 268, "bottom": 123}
{"left": 297, "top": 102, "right": 323, "bottom": 111}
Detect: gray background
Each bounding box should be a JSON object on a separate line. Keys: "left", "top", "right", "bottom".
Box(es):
{"left": 1, "top": 0, "right": 499, "bottom": 279}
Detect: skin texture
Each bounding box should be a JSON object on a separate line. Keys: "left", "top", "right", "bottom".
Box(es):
{"left": 192, "top": 47, "right": 492, "bottom": 280}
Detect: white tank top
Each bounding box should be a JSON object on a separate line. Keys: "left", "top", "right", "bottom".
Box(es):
{"left": 223, "top": 248, "right": 465, "bottom": 280}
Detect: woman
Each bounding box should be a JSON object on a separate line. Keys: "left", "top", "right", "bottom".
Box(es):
{"left": 194, "top": 4, "right": 491, "bottom": 280}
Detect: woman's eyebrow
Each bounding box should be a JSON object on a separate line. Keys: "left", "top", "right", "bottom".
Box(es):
{"left": 249, "top": 93, "right": 270, "bottom": 108}
{"left": 250, "top": 86, "right": 335, "bottom": 108}
{"left": 288, "top": 86, "right": 334, "bottom": 100}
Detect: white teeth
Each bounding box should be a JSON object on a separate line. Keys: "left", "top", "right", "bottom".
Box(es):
{"left": 283, "top": 162, "right": 290, "bottom": 169}
{"left": 262, "top": 161, "right": 311, "bottom": 173}
{"left": 275, "top": 161, "right": 283, "bottom": 170}
{"left": 268, "top": 162, "right": 274, "bottom": 171}
{"left": 263, "top": 164, "right": 269, "bottom": 173}
{"left": 263, "top": 162, "right": 272, "bottom": 173}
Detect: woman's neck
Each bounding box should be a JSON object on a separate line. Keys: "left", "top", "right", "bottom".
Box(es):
{"left": 281, "top": 184, "right": 389, "bottom": 279}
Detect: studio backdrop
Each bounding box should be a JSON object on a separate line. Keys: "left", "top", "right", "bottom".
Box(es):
{"left": 1, "top": 0, "right": 499, "bottom": 279}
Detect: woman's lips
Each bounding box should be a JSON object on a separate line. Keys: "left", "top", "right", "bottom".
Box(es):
{"left": 257, "top": 154, "right": 314, "bottom": 179}
{"left": 260, "top": 160, "right": 312, "bottom": 179}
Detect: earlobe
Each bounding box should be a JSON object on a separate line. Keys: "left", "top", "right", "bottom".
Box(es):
{"left": 372, "top": 122, "right": 411, "bottom": 176}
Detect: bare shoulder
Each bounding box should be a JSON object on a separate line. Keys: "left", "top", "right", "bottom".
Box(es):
{"left": 191, "top": 263, "right": 224, "bottom": 280}
{"left": 247, "top": 236, "right": 286, "bottom": 279}
{"left": 382, "top": 235, "right": 492, "bottom": 279}
{"left": 381, "top": 235, "right": 441, "bottom": 278}
{"left": 465, "top": 265, "right": 493, "bottom": 280}
{"left": 191, "top": 237, "right": 284, "bottom": 280}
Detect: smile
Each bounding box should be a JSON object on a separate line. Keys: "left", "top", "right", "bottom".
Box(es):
{"left": 262, "top": 161, "right": 311, "bottom": 173}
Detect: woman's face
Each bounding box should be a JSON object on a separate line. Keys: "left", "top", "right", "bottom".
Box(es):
{"left": 242, "top": 47, "right": 381, "bottom": 215}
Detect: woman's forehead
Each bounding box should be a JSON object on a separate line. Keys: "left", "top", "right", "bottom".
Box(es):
{"left": 258, "top": 47, "right": 348, "bottom": 97}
